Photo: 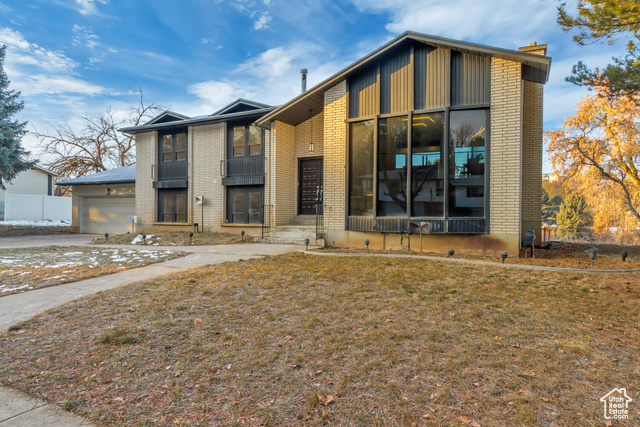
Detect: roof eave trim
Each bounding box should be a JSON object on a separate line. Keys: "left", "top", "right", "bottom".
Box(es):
{"left": 57, "top": 179, "right": 135, "bottom": 186}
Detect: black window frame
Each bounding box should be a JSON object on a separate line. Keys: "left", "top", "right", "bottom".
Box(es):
{"left": 158, "top": 128, "right": 188, "bottom": 164}
{"left": 157, "top": 189, "right": 188, "bottom": 223}
{"left": 226, "top": 186, "right": 264, "bottom": 224}
{"left": 227, "top": 122, "right": 264, "bottom": 159}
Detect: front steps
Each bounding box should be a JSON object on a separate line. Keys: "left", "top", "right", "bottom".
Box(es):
{"left": 263, "top": 222, "right": 325, "bottom": 246}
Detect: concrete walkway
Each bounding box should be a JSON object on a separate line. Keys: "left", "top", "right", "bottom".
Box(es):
{"left": 304, "top": 250, "right": 640, "bottom": 274}
{"left": 0, "top": 242, "right": 302, "bottom": 426}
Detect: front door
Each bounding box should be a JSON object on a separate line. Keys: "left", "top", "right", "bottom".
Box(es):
{"left": 298, "top": 158, "right": 323, "bottom": 215}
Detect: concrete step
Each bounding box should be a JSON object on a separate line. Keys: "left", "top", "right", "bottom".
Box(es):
{"left": 289, "top": 215, "right": 316, "bottom": 226}
{"left": 263, "top": 236, "right": 325, "bottom": 246}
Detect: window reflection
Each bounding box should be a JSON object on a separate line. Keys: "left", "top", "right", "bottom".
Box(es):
{"left": 411, "top": 113, "right": 444, "bottom": 217}
{"left": 349, "top": 120, "right": 374, "bottom": 216}
{"left": 449, "top": 110, "right": 486, "bottom": 217}
{"left": 377, "top": 116, "right": 408, "bottom": 216}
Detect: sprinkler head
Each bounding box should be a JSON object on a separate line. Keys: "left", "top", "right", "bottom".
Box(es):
{"left": 447, "top": 249, "right": 455, "bottom": 258}
{"left": 501, "top": 251, "right": 508, "bottom": 263}
{"left": 622, "top": 250, "right": 629, "bottom": 262}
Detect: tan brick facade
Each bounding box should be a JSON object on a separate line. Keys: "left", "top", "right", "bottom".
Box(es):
{"left": 521, "top": 80, "right": 543, "bottom": 238}
{"left": 489, "top": 58, "right": 523, "bottom": 245}
{"left": 135, "top": 131, "right": 156, "bottom": 228}
{"left": 269, "top": 121, "right": 296, "bottom": 226}
{"left": 322, "top": 80, "right": 347, "bottom": 231}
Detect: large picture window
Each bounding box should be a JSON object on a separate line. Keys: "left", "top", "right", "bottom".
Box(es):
{"left": 349, "top": 120, "right": 374, "bottom": 216}
{"left": 448, "top": 110, "right": 486, "bottom": 217}
{"left": 411, "top": 112, "right": 445, "bottom": 217}
{"left": 158, "top": 189, "right": 187, "bottom": 223}
{"left": 377, "top": 116, "right": 408, "bottom": 216}
{"left": 226, "top": 186, "right": 263, "bottom": 224}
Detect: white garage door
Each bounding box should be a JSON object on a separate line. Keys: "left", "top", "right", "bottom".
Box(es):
{"left": 81, "top": 197, "right": 135, "bottom": 234}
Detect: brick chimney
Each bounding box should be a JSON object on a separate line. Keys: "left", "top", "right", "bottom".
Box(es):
{"left": 518, "top": 41, "right": 547, "bottom": 56}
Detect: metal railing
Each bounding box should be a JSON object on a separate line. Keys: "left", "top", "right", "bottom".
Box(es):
{"left": 261, "top": 204, "right": 272, "bottom": 238}
{"left": 315, "top": 203, "right": 324, "bottom": 240}
{"left": 220, "top": 156, "right": 265, "bottom": 177}
{"left": 152, "top": 162, "right": 189, "bottom": 181}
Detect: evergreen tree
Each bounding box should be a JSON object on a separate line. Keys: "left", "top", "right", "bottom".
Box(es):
{"left": 0, "top": 45, "right": 34, "bottom": 189}
{"left": 557, "top": 192, "right": 590, "bottom": 238}
{"left": 558, "top": 0, "right": 640, "bottom": 95}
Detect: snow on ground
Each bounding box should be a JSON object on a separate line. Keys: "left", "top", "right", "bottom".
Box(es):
{"left": 0, "top": 220, "right": 71, "bottom": 227}
{"left": 131, "top": 234, "right": 155, "bottom": 244}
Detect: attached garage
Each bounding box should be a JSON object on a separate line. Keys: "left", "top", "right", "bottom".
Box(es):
{"left": 81, "top": 196, "right": 135, "bottom": 234}
{"left": 57, "top": 166, "right": 136, "bottom": 234}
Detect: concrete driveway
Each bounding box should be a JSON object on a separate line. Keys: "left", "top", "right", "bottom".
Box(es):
{"left": 0, "top": 234, "right": 99, "bottom": 249}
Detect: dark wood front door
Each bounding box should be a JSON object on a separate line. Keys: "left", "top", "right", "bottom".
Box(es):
{"left": 298, "top": 158, "right": 323, "bottom": 215}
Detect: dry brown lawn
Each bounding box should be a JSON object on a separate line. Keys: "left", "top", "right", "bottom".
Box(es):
{"left": 1, "top": 254, "right": 639, "bottom": 426}
{"left": 0, "top": 246, "right": 184, "bottom": 296}
{"left": 0, "top": 224, "right": 72, "bottom": 237}
{"left": 94, "top": 231, "right": 245, "bottom": 246}
{"left": 319, "top": 242, "right": 640, "bottom": 271}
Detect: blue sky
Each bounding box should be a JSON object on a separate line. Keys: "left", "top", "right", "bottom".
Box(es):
{"left": 0, "top": 0, "right": 630, "bottom": 172}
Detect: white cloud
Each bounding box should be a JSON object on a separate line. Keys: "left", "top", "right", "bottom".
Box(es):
{"left": 254, "top": 13, "right": 271, "bottom": 30}
{"left": 75, "top": 0, "right": 108, "bottom": 16}
{"left": 0, "top": 27, "right": 79, "bottom": 74}
{"left": 187, "top": 80, "right": 258, "bottom": 108}
{"left": 72, "top": 24, "right": 100, "bottom": 49}
{"left": 19, "top": 75, "right": 105, "bottom": 96}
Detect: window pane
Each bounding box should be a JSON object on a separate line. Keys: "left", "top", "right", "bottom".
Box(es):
{"left": 411, "top": 113, "right": 444, "bottom": 217}
{"left": 162, "top": 135, "right": 173, "bottom": 162}
{"left": 248, "top": 126, "right": 262, "bottom": 156}
{"left": 233, "top": 126, "right": 245, "bottom": 157}
{"left": 377, "top": 116, "right": 408, "bottom": 216}
{"left": 175, "top": 133, "right": 187, "bottom": 162}
{"left": 349, "top": 120, "right": 374, "bottom": 216}
{"left": 232, "top": 192, "right": 244, "bottom": 223}
{"left": 449, "top": 110, "right": 486, "bottom": 217}
{"left": 162, "top": 193, "right": 174, "bottom": 222}
{"left": 248, "top": 192, "right": 261, "bottom": 224}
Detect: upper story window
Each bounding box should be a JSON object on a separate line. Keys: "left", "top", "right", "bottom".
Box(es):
{"left": 229, "top": 124, "right": 264, "bottom": 158}
{"left": 159, "top": 129, "right": 187, "bottom": 163}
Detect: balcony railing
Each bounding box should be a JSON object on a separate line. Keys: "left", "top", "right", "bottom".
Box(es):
{"left": 220, "top": 156, "right": 265, "bottom": 178}
{"left": 152, "top": 162, "right": 189, "bottom": 181}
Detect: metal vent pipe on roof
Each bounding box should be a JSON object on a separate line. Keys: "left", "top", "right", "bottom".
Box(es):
{"left": 301, "top": 68, "right": 308, "bottom": 93}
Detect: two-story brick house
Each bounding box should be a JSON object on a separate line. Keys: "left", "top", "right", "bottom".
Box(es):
{"left": 122, "top": 31, "right": 551, "bottom": 253}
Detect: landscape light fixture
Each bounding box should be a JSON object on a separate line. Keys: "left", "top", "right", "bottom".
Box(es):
{"left": 104, "top": 233, "right": 109, "bottom": 243}
{"left": 189, "top": 231, "right": 194, "bottom": 245}
{"left": 622, "top": 250, "right": 629, "bottom": 262}
{"left": 142, "top": 234, "right": 147, "bottom": 245}
{"left": 447, "top": 249, "right": 455, "bottom": 258}
{"left": 241, "top": 230, "right": 245, "bottom": 242}
{"left": 305, "top": 238, "right": 310, "bottom": 251}
{"left": 501, "top": 251, "right": 508, "bottom": 263}
{"left": 364, "top": 239, "right": 370, "bottom": 253}
{"left": 587, "top": 248, "right": 597, "bottom": 269}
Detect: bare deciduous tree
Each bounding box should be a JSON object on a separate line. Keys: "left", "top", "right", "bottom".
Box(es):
{"left": 36, "top": 90, "right": 162, "bottom": 192}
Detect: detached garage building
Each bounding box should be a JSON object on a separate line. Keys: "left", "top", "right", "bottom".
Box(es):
{"left": 57, "top": 166, "right": 135, "bottom": 234}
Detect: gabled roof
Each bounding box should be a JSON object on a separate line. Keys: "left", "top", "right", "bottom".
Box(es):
{"left": 120, "top": 106, "right": 277, "bottom": 135}
{"left": 145, "top": 110, "right": 191, "bottom": 125}
{"left": 212, "top": 98, "right": 272, "bottom": 116}
{"left": 256, "top": 31, "right": 552, "bottom": 128}
{"left": 31, "top": 165, "right": 58, "bottom": 177}
{"left": 57, "top": 165, "right": 136, "bottom": 186}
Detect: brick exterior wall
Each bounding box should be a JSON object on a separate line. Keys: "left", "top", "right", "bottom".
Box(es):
{"left": 521, "top": 79, "right": 543, "bottom": 238}
{"left": 270, "top": 121, "right": 296, "bottom": 226}
{"left": 489, "top": 58, "right": 523, "bottom": 239}
{"left": 322, "top": 80, "right": 347, "bottom": 231}
{"left": 191, "top": 123, "right": 225, "bottom": 231}
{"left": 135, "top": 131, "right": 156, "bottom": 227}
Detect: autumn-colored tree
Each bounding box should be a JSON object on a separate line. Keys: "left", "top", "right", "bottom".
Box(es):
{"left": 546, "top": 85, "right": 640, "bottom": 238}
{"left": 557, "top": 192, "right": 590, "bottom": 237}
{"left": 558, "top": 0, "right": 640, "bottom": 95}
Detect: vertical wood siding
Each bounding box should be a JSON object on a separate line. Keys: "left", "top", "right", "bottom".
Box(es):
{"left": 414, "top": 46, "right": 450, "bottom": 110}
{"left": 451, "top": 52, "right": 490, "bottom": 106}
{"left": 348, "top": 66, "right": 377, "bottom": 118}
{"left": 380, "top": 47, "right": 411, "bottom": 114}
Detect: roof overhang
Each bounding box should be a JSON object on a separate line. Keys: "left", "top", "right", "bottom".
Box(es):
{"left": 57, "top": 179, "right": 135, "bottom": 186}
{"left": 120, "top": 107, "right": 277, "bottom": 135}
{"left": 256, "top": 31, "right": 552, "bottom": 128}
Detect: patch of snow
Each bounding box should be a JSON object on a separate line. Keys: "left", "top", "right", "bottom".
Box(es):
{"left": 0, "top": 220, "right": 71, "bottom": 227}
{"left": 131, "top": 234, "right": 154, "bottom": 244}
{"left": 46, "top": 275, "right": 67, "bottom": 280}
{"left": 0, "top": 284, "right": 30, "bottom": 292}
{"left": 111, "top": 257, "right": 129, "bottom": 262}
{"left": 63, "top": 252, "right": 84, "bottom": 256}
